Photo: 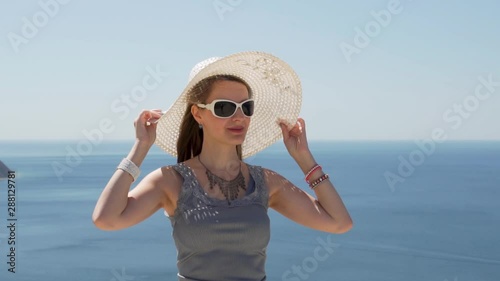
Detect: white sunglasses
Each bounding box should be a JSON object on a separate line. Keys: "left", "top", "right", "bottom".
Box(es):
{"left": 196, "top": 99, "right": 254, "bottom": 118}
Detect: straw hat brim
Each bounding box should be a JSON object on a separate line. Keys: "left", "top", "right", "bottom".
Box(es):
{"left": 155, "top": 51, "right": 302, "bottom": 159}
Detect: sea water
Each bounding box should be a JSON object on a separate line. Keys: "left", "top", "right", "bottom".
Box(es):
{"left": 0, "top": 140, "right": 499, "bottom": 281}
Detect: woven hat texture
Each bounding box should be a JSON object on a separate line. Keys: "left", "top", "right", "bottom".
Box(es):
{"left": 155, "top": 51, "right": 302, "bottom": 159}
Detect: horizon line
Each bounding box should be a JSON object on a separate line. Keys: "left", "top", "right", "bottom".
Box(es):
{"left": 1, "top": 139, "right": 500, "bottom": 143}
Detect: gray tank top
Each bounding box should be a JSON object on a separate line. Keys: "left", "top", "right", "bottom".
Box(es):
{"left": 165, "top": 162, "right": 270, "bottom": 281}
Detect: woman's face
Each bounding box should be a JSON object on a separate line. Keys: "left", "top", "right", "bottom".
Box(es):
{"left": 193, "top": 80, "right": 252, "bottom": 146}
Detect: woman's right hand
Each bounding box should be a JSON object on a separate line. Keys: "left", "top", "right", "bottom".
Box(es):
{"left": 134, "top": 109, "right": 164, "bottom": 148}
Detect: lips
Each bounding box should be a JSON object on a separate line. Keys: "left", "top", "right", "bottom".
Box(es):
{"left": 227, "top": 126, "right": 244, "bottom": 133}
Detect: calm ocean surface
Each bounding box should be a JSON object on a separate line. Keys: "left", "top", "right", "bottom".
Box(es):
{"left": 0, "top": 140, "right": 499, "bottom": 281}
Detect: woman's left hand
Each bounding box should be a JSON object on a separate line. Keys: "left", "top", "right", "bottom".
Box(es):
{"left": 279, "top": 117, "right": 311, "bottom": 160}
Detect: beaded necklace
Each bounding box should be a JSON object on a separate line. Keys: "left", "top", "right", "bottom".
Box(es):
{"left": 197, "top": 155, "right": 246, "bottom": 205}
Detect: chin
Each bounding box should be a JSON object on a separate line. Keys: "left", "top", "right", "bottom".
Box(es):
{"left": 225, "top": 134, "right": 247, "bottom": 146}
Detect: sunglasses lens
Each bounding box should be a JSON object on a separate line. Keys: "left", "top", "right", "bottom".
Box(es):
{"left": 211, "top": 100, "right": 254, "bottom": 118}
{"left": 242, "top": 100, "right": 254, "bottom": 116}
{"left": 214, "top": 101, "right": 237, "bottom": 117}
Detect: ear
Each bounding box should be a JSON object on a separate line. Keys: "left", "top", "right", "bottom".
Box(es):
{"left": 191, "top": 104, "right": 203, "bottom": 124}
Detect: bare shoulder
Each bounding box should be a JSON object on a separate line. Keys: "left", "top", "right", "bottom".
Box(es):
{"left": 159, "top": 164, "right": 184, "bottom": 189}
{"left": 147, "top": 164, "right": 184, "bottom": 215}
{"left": 259, "top": 166, "right": 305, "bottom": 209}
{"left": 259, "top": 167, "right": 290, "bottom": 198}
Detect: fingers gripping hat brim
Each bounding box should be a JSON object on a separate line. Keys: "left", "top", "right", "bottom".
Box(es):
{"left": 155, "top": 51, "right": 302, "bottom": 159}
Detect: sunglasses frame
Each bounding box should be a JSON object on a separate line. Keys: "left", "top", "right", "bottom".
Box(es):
{"left": 196, "top": 99, "right": 254, "bottom": 118}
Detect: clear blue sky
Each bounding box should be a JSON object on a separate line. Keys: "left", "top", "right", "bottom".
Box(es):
{"left": 1, "top": 0, "right": 499, "bottom": 141}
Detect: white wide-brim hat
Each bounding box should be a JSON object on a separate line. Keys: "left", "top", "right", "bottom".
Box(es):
{"left": 155, "top": 51, "right": 302, "bottom": 159}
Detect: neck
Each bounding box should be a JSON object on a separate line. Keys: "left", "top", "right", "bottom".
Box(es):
{"left": 197, "top": 139, "right": 241, "bottom": 172}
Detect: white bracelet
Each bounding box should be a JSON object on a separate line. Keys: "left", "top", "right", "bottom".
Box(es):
{"left": 117, "top": 158, "right": 141, "bottom": 182}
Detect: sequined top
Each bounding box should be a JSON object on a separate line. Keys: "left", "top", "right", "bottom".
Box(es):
{"left": 165, "top": 162, "right": 270, "bottom": 281}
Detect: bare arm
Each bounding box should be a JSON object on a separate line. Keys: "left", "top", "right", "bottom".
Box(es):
{"left": 92, "top": 142, "right": 170, "bottom": 230}
{"left": 272, "top": 117, "right": 353, "bottom": 233}
{"left": 92, "top": 109, "right": 168, "bottom": 230}
{"left": 267, "top": 162, "right": 352, "bottom": 234}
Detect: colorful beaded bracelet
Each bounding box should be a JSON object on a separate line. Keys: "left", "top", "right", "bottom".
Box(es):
{"left": 309, "top": 173, "right": 329, "bottom": 189}
{"left": 305, "top": 164, "right": 322, "bottom": 183}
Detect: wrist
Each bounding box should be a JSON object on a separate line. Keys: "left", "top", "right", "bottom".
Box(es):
{"left": 295, "top": 151, "right": 317, "bottom": 174}
{"left": 117, "top": 158, "right": 141, "bottom": 182}
{"left": 127, "top": 141, "right": 151, "bottom": 167}
{"left": 135, "top": 138, "right": 154, "bottom": 149}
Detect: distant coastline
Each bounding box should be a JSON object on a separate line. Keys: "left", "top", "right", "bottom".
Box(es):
{"left": 0, "top": 160, "right": 10, "bottom": 178}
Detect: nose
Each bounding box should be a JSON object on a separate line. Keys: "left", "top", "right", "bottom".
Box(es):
{"left": 231, "top": 106, "right": 246, "bottom": 119}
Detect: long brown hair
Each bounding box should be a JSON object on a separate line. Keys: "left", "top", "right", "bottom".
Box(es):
{"left": 176, "top": 75, "right": 252, "bottom": 163}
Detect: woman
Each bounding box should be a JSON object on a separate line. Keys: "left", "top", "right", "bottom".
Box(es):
{"left": 92, "top": 51, "right": 352, "bottom": 280}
